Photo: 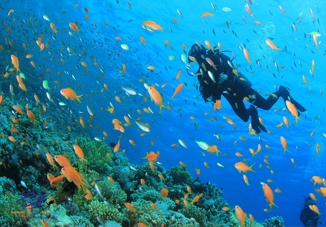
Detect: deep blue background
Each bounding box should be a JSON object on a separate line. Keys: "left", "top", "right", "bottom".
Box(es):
{"left": 1, "top": 0, "right": 325, "bottom": 226}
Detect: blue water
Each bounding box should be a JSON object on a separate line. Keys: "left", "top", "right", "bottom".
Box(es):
{"left": 1, "top": 0, "right": 326, "bottom": 226}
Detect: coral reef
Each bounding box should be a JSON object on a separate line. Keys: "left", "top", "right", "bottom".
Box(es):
{"left": 0, "top": 91, "right": 285, "bottom": 227}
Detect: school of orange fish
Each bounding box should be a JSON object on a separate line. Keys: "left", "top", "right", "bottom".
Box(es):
{"left": 1, "top": 0, "right": 326, "bottom": 225}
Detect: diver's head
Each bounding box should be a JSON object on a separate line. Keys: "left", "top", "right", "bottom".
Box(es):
{"left": 188, "top": 43, "right": 207, "bottom": 64}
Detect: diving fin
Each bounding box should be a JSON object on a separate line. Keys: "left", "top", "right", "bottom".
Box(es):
{"left": 288, "top": 96, "right": 307, "bottom": 113}
{"left": 278, "top": 86, "right": 307, "bottom": 113}
{"left": 249, "top": 105, "right": 267, "bottom": 134}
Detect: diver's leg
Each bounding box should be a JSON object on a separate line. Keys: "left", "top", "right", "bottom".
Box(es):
{"left": 224, "top": 95, "right": 266, "bottom": 134}
{"left": 250, "top": 86, "right": 306, "bottom": 112}
{"left": 251, "top": 90, "right": 279, "bottom": 110}
{"left": 224, "top": 95, "right": 250, "bottom": 122}
{"left": 233, "top": 83, "right": 279, "bottom": 110}
{"left": 247, "top": 105, "right": 267, "bottom": 134}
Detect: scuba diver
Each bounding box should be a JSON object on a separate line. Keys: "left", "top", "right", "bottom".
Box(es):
{"left": 300, "top": 196, "right": 319, "bottom": 227}
{"left": 186, "top": 43, "right": 307, "bottom": 134}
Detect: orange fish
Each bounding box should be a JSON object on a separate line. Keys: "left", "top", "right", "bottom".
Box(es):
{"left": 147, "top": 85, "right": 164, "bottom": 113}
{"left": 261, "top": 182, "right": 278, "bottom": 211}
{"left": 285, "top": 100, "right": 300, "bottom": 123}
{"left": 47, "top": 174, "right": 55, "bottom": 183}
{"left": 207, "top": 145, "right": 221, "bottom": 155}
{"left": 213, "top": 100, "right": 222, "bottom": 110}
{"left": 69, "top": 22, "right": 79, "bottom": 32}
{"left": 143, "top": 151, "right": 159, "bottom": 162}
{"left": 13, "top": 105, "right": 23, "bottom": 115}
{"left": 309, "top": 204, "right": 321, "bottom": 215}
{"left": 137, "top": 223, "right": 148, "bottom": 227}
{"left": 235, "top": 205, "right": 247, "bottom": 227}
{"left": 125, "top": 202, "right": 136, "bottom": 212}
{"left": 311, "top": 60, "right": 315, "bottom": 76}
{"left": 161, "top": 188, "right": 168, "bottom": 198}
{"left": 243, "top": 174, "right": 250, "bottom": 186}
{"left": 312, "top": 33, "right": 318, "bottom": 49}
{"left": 249, "top": 214, "right": 254, "bottom": 222}
{"left": 280, "top": 136, "right": 288, "bottom": 152}
{"left": 274, "top": 188, "right": 282, "bottom": 193}
{"left": 191, "top": 193, "right": 202, "bottom": 204}
{"left": 26, "top": 110, "right": 36, "bottom": 123}
{"left": 234, "top": 162, "right": 255, "bottom": 173}
{"left": 114, "top": 140, "right": 120, "bottom": 152}
{"left": 243, "top": 48, "right": 251, "bottom": 64}
{"left": 50, "top": 175, "right": 65, "bottom": 187}
{"left": 8, "top": 136, "right": 16, "bottom": 142}
{"left": 310, "top": 193, "right": 317, "bottom": 201}
{"left": 266, "top": 39, "right": 281, "bottom": 51}
{"left": 73, "top": 144, "right": 85, "bottom": 162}
{"left": 7, "top": 9, "right": 15, "bottom": 16}
{"left": 311, "top": 176, "right": 325, "bottom": 185}
{"left": 85, "top": 189, "right": 92, "bottom": 200}
{"left": 158, "top": 174, "right": 165, "bottom": 181}
{"left": 60, "top": 88, "right": 82, "bottom": 103}
{"left": 142, "top": 21, "right": 163, "bottom": 31}
{"left": 54, "top": 155, "right": 71, "bottom": 167}
{"left": 174, "top": 70, "right": 182, "bottom": 80}
{"left": 151, "top": 202, "right": 158, "bottom": 210}
{"left": 316, "top": 187, "right": 326, "bottom": 197}
{"left": 129, "top": 139, "right": 136, "bottom": 146}
{"left": 223, "top": 116, "right": 234, "bottom": 125}
{"left": 201, "top": 12, "right": 214, "bottom": 18}
{"left": 61, "top": 166, "right": 88, "bottom": 191}
{"left": 106, "top": 176, "right": 115, "bottom": 184}
{"left": 11, "top": 54, "right": 20, "bottom": 73}
{"left": 171, "top": 84, "right": 183, "bottom": 99}
{"left": 46, "top": 153, "right": 55, "bottom": 167}
{"left": 42, "top": 220, "right": 49, "bottom": 227}
{"left": 139, "top": 36, "right": 146, "bottom": 46}
{"left": 50, "top": 22, "right": 58, "bottom": 34}
{"left": 316, "top": 143, "right": 321, "bottom": 155}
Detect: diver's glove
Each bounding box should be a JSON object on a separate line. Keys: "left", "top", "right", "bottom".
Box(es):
{"left": 249, "top": 105, "right": 267, "bottom": 134}
{"left": 218, "top": 73, "right": 228, "bottom": 85}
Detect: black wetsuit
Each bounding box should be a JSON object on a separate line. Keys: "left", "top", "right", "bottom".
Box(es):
{"left": 300, "top": 197, "right": 319, "bottom": 227}
{"left": 196, "top": 50, "right": 282, "bottom": 123}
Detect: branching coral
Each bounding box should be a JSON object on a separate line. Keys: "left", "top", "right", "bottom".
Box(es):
{"left": 77, "top": 137, "right": 113, "bottom": 173}
{"left": 168, "top": 166, "right": 192, "bottom": 185}
{"left": 124, "top": 199, "right": 166, "bottom": 226}
{"left": 70, "top": 215, "right": 94, "bottom": 227}
{"left": 165, "top": 211, "right": 199, "bottom": 227}
{"left": 263, "top": 216, "right": 284, "bottom": 227}
{"left": 95, "top": 179, "right": 127, "bottom": 207}
{"left": 179, "top": 204, "right": 207, "bottom": 226}
{"left": 86, "top": 199, "right": 123, "bottom": 224}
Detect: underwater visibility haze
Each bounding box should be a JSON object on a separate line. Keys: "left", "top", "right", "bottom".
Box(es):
{"left": 0, "top": 0, "right": 325, "bottom": 226}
